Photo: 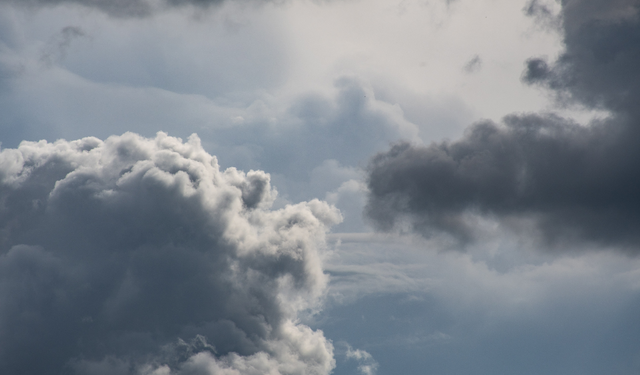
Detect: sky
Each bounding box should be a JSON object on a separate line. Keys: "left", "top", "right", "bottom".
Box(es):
{"left": 1, "top": 0, "right": 640, "bottom": 374}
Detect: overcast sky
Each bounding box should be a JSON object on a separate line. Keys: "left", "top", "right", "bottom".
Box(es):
{"left": 1, "top": 0, "right": 640, "bottom": 374}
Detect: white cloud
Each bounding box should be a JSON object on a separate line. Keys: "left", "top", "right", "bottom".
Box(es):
{"left": 343, "top": 344, "right": 378, "bottom": 375}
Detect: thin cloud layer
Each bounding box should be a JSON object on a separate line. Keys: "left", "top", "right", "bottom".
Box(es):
{"left": 0, "top": 0, "right": 249, "bottom": 17}
{"left": 365, "top": 0, "right": 640, "bottom": 250}
{"left": 0, "top": 132, "right": 341, "bottom": 374}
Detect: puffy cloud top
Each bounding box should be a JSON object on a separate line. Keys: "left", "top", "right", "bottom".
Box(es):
{"left": 0, "top": 132, "right": 341, "bottom": 374}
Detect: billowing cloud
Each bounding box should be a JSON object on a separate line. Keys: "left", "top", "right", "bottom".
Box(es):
{"left": 0, "top": 132, "right": 341, "bottom": 374}
{"left": 207, "top": 77, "right": 418, "bottom": 187}
{"left": 365, "top": 0, "right": 640, "bottom": 251}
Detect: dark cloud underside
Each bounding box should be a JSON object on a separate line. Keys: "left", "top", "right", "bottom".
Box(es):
{"left": 365, "top": 0, "right": 640, "bottom": 250}
{"left": 0, "top": 132, "right": 340, "bottom": 374}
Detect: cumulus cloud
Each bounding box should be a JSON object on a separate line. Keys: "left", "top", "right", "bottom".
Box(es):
{"left": 212, "top": 77, "right": 419, "bottom": 178}
{"left": 0, "top": 132, "right": 341, "bottom": 374}
{"left": 365, "top": 0, "right": 640, "bottom": 251}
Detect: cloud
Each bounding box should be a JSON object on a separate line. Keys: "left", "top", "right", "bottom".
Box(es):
{"left": 462, "top": 55, "right": 481, "bottom": 74}
{"left": 523, "top": 0, "right": 562, "bottom": 31}
{"left": 524, "top": 0, "right": 640, "bottom": 112}
{"left": 0, "top": 132, "right": 341, "bottom": 374}
{"left": 319, "top": 231, "right": 640, "bottom": 375}
{"left": 202, "top": 77, "right": 418, "bottom": 201}
{"left": 40, "top": 26, "right": 87, "bottom": 67}
{"left": 1, "top": 0, "right": 156, "bottom": 17}
{"left": 364, "top": 0, "right": 640, "bottom": 251}
{"left": 344, "top": 345, "right": 378, "bottom": 375}
{"left": 226, "top": 77, "right": 418, "bottom": 175}
{"left": 0, "top": 0, "right": 253, "bottom": 18}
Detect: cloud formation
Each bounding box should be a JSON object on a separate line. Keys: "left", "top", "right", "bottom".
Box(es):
{"left": 462, "top": 55, "right": 482, "bottom": 74}
{"left": 39, "top": 26, "right": 87, "bottom": 67}
{"left": 365, "top": 0, "right": 640, "bottom": 250}
{"left": 344, "top": 345, "right": 378, "bottom": 375}
{"left": 0, "top": 0, "right": 244, "bottom": 17}
{"left": 0, "top": 132, "right": 341, "bottom": 374}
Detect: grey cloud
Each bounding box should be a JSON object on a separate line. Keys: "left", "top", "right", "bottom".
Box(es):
{"left": 40, "top": 26, "right": 87, "bottom": 67}
{"left": 463, "top": 55, "right": 481, "bottom": 74}
{"left": 366, "top": 114, "right": 640, "bottom": 249}
{"left": 524, "top": 0, "right": 640, "bottom": 111}
{"left": 524, "top": 0, "right": 555, "bottom": 19}
{"left": 0, "top": 132, "right": 341, "bottom": 374}
{"left": 524, "top": 0, "right": 562, "bottom": 30}
{"left": 365, "top": 0, "right": 640, "bottom": 250}
{"left": 522, "top": 57, "right": 551, "bottom": 84}
{"left": 0, "top": 0, "right": 263, "bottom": 17}
{"left": 205, "top": 77, "right": 418, "bottom": 200}
{"left": 1, "top": 0, "right": 155, "bottom": 17}
{"left": 320, "top": 234, "right": 640, "bottom": 375}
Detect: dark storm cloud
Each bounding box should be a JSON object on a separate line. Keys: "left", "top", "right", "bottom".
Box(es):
{"left": 0, "top": 132, "right": 340, "bottom": 374}
{"left": 525, "top": 0, "right": 640, "bottom": 112}
{"left": 366, "top": 114, "right": 640, "bottom": 248}
{"left": 365, "top": 0, "right": 640, "bottom": 250}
